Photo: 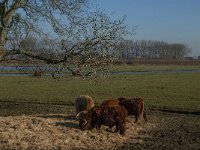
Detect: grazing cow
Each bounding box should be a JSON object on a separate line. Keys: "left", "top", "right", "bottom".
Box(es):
{"left": 101, "top": 97, "right": 147, "bottom": 123}
{"left": 77, "top": 106, "right": 127, "bottom": 135}
{"left": 75, "top": 95, "right": 94, "bottom": 114}
{"left": 33, "top": 70, "right": 43, "bottom": 77}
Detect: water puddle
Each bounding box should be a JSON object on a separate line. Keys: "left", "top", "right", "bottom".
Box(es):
{"left": 0, "top": 66, "right": 200, "bottom": 77}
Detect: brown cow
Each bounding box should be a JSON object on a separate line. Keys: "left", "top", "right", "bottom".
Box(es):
{"left": 32, "top": 70, "right": 43, "bottom": 77}
{"left": 77, "top": 105, "right": 127, "bottom": 135}
{"left": 75, "top": 95, "right": 94, "bottom": 114}
{"left": 101, "top": 97, "right": 147, "bottom": 123}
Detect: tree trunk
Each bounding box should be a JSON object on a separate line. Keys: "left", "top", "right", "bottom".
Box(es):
{"left": 0, "top": 0, "right": 22, "bottom": 50}
{"left": 0, "top": 27, "right": 7, "bottom": 50}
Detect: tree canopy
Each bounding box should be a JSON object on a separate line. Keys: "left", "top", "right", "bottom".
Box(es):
{"left": 0, "top": 0, "right": 129, "bottom": 77}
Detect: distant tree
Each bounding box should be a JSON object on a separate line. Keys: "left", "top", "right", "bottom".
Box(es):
{"left": 0, "top": 0, "right": 130, "bottom": 77}
{"left": 168, "top": 43, "right": 191, "bottom": 59}
{"left": 117, "top": 39, "right": 191, "bottom": 60}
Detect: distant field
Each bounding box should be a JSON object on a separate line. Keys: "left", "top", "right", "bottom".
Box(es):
{"left": 109, "top": 64, "right": 200, "bottom": 72}
{"left": 0, "top": 72, "right": 200, "bottom": 112}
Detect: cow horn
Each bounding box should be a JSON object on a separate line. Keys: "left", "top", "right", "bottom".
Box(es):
{"left": 76, "top": 111, "right": 88, "bottom": 120}
{"left": 83, "top": 119, "right": 87, "bottom": 126}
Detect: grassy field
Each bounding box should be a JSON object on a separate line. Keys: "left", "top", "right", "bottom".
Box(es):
{"left": 0, "top": 72, "right": 200, "bottom": 112}
{"left": 109, "top": 64, "right": 200, "bottom": 72}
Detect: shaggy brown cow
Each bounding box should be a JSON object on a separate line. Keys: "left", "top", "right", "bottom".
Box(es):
{"left": 75, "top": 95, "right": 94, "bottom": 114}
{"left": 101, "top": 97, "right": 147, "bottom": 123}
{"left": 77, "top": 106, "right": 127, "bottom": 135}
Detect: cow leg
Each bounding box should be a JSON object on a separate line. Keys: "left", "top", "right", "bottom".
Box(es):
{"left": 115, "top": 118, "right": 120, "bottom": 132}
{"left": 115, "top": 125, "right": 119, "bottom": 133}
{"left": 143, "top": 111, "right": 148, "bottom": 122}
{"left": 119, "top": 127, "right": 125, "bottom": 135}
{"left": 96, "top": 124, "right": 101, "bottom": 130}
{"left": 139, "top": 110, "right": 144, "bottom": 122}
{"left": 94, "top": 119, "right": 101, "bottom": 130}
{"left": 135, "top": 114, "right": 139, "bottom": 123}
{"left": 119, "top": 121, "right": 125, "bottom": 135}
{"left": 115, "top": 117, "right": 125, "bottom": 135}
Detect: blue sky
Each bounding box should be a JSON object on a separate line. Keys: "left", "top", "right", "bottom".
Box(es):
{"left": 95, "top": 0, "right": 200, "bottom": 56}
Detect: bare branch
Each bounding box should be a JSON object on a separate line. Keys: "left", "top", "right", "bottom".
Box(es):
{"left": 1, "top": 0, "right": 131, "bottom": 77}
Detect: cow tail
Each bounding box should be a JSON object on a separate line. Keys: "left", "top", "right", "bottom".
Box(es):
{"left": 139, "top": 101, "right": 144, "bottom": 121}
{"left": 141, "top": 101, "right": 147, "bottom": 122}
{"left": 143, "top": 111, "right": 148, "bottom": 122}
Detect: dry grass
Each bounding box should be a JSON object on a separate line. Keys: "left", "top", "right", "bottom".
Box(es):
{"left": 0, "top": 108, "right": 199, "bottom": 150}
{"left": 0, "top": 113, "right": 155, "bottom": 150}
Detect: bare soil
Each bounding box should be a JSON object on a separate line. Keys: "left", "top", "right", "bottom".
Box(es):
{"left": 0, "top": 102, "right": 199, "bottom": 150}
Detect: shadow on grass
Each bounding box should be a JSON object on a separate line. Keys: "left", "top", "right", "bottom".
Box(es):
{"left": 0, "top": 101, "right": 74, "bottom": 116}
{"left": 55, "top": 122, "right": 79, "bottom": 129}
{"left": 37, "top": 114, "right": 76, "bottom": 120}
{"left": 117, "top": 111, "right": 200, "bottom": 150}
{"left": 38, "top": 114, "right": 79, "bottom": 129}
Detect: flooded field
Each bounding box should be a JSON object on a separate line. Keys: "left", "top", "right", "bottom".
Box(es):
{"left": 1, "top": 65, "right": 200, "bottom": 77}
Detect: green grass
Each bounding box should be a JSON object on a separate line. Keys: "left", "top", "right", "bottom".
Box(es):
{"left": 109, "top": 64, "right": 200, "bottom": 72}
{"left": 0, "top": 72, "right": 200, "bottom": 112}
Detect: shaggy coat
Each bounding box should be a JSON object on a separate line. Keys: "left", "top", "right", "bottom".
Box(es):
{"left": 79, "top": 106, "right": 127, "bottom": 135}
{"left": 120, "top": 97, "right": 147, "bottom": 123}
{"left": 101, "top": 97, "right": 128, "bottom": 106}
{"left": 101, "top": 97, "right": 147, "bottom": 123}
{"left": 75, "top": 95, "right": 94, "bottom": 114}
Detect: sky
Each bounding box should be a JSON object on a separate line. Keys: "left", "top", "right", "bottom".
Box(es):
{"left": 95, "top": 0, "right": 200, "bottom": 56}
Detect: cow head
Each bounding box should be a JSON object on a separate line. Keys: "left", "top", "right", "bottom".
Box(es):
{"left": 76, "top": 110, "right": 88, "bottom": 120}
{"left": 79, "top": 118, "right": 92, "bottom": 130}
{"left": 78, "top": 107, "right": 101, "bottom": 131}
{"left": 77, "top": 110, "right": 93, "bottom": 130}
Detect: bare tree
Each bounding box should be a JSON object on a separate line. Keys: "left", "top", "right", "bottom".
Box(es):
{"left": 117, "top": 39, "right": 191, "bottom": 60}
{"left": 1, "top": 0, "right": 87, "bottom": 49}
{"left": 0, "top": 0, "right": 130, "bottom": 77}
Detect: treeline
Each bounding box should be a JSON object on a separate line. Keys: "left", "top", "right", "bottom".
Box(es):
{"left": 116, "top": 40, "right": 191, "bottom": 60}
{"left": 18, "top": 37, "right": 191, "bottom": 61}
